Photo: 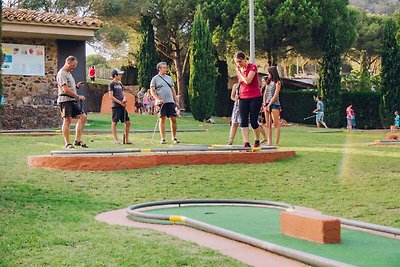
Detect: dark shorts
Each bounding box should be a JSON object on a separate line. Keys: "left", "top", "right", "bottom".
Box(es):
{"left": 269, "top": 103, "right": 281, "bottom": 110}
{"left": 136, "top": 102, "right": 143, "bottom": 109}
{"left": 159, "top": 102, "right": 176, "bottom": 118}
{"left": 90, "top": 77, "right": 95, "bottom": 82}
{"left": 112, "top": 107, "right": 130, "bottom": 123}
{"left": 59, "top": 101, "right": 84, "bottom": 118}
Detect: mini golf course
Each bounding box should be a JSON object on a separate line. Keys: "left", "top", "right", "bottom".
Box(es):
{"left": 28, "top": 145, "right": 295, "bottom": 171}
{"left": 127, "top": 200, "right": 400, "bottom": 267}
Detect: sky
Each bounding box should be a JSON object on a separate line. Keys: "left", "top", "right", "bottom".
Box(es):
{"left": 86, "top": 43, "right": 96, "bottom": 56}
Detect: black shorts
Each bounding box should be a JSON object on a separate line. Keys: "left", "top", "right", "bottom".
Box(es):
{"left": 135, "top": 102, "right": 143, "bottom": 109}
{"left": 59, "top": 101, "right": 84, "bottom": 118}
{"left": 159, "top": 102, "right": 176, "bottom": 118}
{"left": 90, "top": 77, "right": 95, "bottom": 82}
{"left": 112, "top": 107, "right": 130, "bottom": 123}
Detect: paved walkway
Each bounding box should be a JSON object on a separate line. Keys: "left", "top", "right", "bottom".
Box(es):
{"left": 95, "top": 209, "right": 308, "bottom": 267}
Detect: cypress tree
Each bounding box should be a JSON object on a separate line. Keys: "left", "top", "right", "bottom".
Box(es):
{"left": 214, "top": 60, "right": 231, "bottom": 117}
{"left": 380, "top": 18, "right": 400, "bottom": 127}
{"left": 359, "top": 50, "right": 370, "bottom": 91}
{"left": 318, "top": 24, "right": 342, "bottom": 127}
{"left": 188, "top": 7, "right": 217, "bottom": 121}
{"left": 137, "top": 16, "right": 158, "bottom": 90}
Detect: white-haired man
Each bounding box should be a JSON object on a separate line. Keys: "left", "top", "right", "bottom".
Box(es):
{"left": 56, "top": 56, "right": 87, "bottom": 149}
{"left": 150, "top": 62, "right": 180, "bottom": 144}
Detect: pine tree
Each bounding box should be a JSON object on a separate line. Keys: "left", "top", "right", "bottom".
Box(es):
{"left": 380, "top": 18, "right": 400, "bottom": 127}
{"left": 318, "top": 24, "right": 342, "bottom": 127}
{"left": 137, "top": 16, "right": 158, "bottom": 90}
{"left": 188, "top": 7, "right": 217, "bottom": 121}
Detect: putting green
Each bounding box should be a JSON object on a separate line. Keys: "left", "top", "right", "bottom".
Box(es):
{"left": 145, "top": 205, "right": 400, "bottom": 267}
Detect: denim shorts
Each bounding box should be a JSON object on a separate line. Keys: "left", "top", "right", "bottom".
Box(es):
{"left": 270, "top": 103, "right": 280, "bottom": 110}
{"left": 316, "top": 112, "right": 324, "bottom": 122}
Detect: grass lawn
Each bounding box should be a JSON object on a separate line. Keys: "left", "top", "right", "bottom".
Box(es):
{"left": 1, "top": 113, "right": 399, "bottom": 266}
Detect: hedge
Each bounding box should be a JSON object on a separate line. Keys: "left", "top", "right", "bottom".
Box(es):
{"left": 280, "top": 90, "right": 382, "bottom": 129}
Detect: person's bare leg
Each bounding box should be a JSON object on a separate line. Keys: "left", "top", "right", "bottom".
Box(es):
{"left": 241, "top": 127, "right": 249, "bottom": 143}
{"left": 159, "top": 116, "right": 166, "bottom": 140}
{"left": 266, "top": 112, "right": 272, "bottom": 145}
{"left": 124, "top": 120, "right": 131, "bottom": 143}
{"left": 316, "top": 121, "right": 321, "bottom": 128}
{"left": 271, "top": 109, "right": 281, "bottom": 146}
{"left": 252, "top": 126, "right": 261, "bottom": 141}
{"left": 260, "top": 123, "right": 267, "bottom": 142}
{"left": 229, "top": 123, "right": 239, "bottom": 143}
{"left": 170, "top": 116, "right": 177, "bottom": 140}
{"left": 111, "top": 122, "right": 119, "bottom": 143}
{"left": 75, "top": 114, "right": 87, "bottom": 142}
{"left": 322, "top": 121, "right": 328, "bottom": 128}
{"left": 62, "top": 117, "right": 72, "bottom": 146}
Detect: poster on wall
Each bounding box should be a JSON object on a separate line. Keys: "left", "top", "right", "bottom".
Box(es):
{"left": 1, "top": 43, "right": 45, "bottom": 76}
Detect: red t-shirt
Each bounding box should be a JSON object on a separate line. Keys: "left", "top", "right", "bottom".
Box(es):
{"left": 89, "top": 68, "right": 96, "bottom": 77}
{"left": 238, "top": 63, "right": 261, "bottom": 99}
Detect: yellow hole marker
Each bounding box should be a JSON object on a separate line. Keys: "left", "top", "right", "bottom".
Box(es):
{"left": 55, "top": 130, "right": 61, "bottom": 133}
{"left": 251, "top": 147, "right": 262, "bottom": 151}
{"left": 140, "top": 149, "right": 152, "bottom": 153}
{"left": 169, "top": 216, "right": 186, "bottom": 223}
{"left": 374, "top": 140, "right": 381, "bottom": 143}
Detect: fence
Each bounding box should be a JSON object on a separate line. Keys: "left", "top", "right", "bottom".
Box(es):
{"left": 95, "top": 67, "right": 112, "bottom": 79}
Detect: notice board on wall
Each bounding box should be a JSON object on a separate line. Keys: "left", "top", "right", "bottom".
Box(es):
{"left": 1, "top": 43, "right": 45, "bottom": 76}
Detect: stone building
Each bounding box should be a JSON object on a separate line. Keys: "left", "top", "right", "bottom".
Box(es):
{"left": 1, "top": 8, "right": 102, "bottom": 129}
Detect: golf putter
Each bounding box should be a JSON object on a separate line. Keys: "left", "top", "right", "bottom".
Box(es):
{"left": 303, "top": 114, "right": 316, "bottom": 120}
{"left": 123, "top": 102, "right": 127, "bottom": 144}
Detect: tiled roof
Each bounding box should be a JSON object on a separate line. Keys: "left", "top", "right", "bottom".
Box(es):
{"left": 2, "top": 8, "right": 103, "bottom": 28}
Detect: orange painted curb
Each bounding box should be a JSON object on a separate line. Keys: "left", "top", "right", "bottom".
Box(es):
{"left": 386, "top": 133, "right": 400, "bottom": 140}
{"left": 28, "top": 150, "right": 296, "bottom": 171}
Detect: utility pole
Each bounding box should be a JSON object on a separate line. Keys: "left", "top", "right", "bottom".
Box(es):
{"left": 249, "top": 0, "right": 255, "bottom": 63}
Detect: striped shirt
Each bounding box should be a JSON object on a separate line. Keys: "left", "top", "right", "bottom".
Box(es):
{"left": 266, "top": 82, "right": 280, "bottom": 105}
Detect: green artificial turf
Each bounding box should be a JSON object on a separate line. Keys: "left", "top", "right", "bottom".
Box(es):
{"left": 146, "top": 205, "right": 400, "bottom": 267}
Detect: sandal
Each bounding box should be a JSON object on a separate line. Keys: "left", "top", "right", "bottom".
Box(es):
{"left": 114, "top": 141, "right": 122, "bottom": 145}
{"left": 74, "top": 140, "right": 88, "bottom": 148}
{"left": 124, "top": 141, "right": 132, "bottom": 145}
{"left": 65, "top": 143, "right": 74, "bottom": 149}
{"left": 172, "top": 138, "right": 180, "bottom": 144}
